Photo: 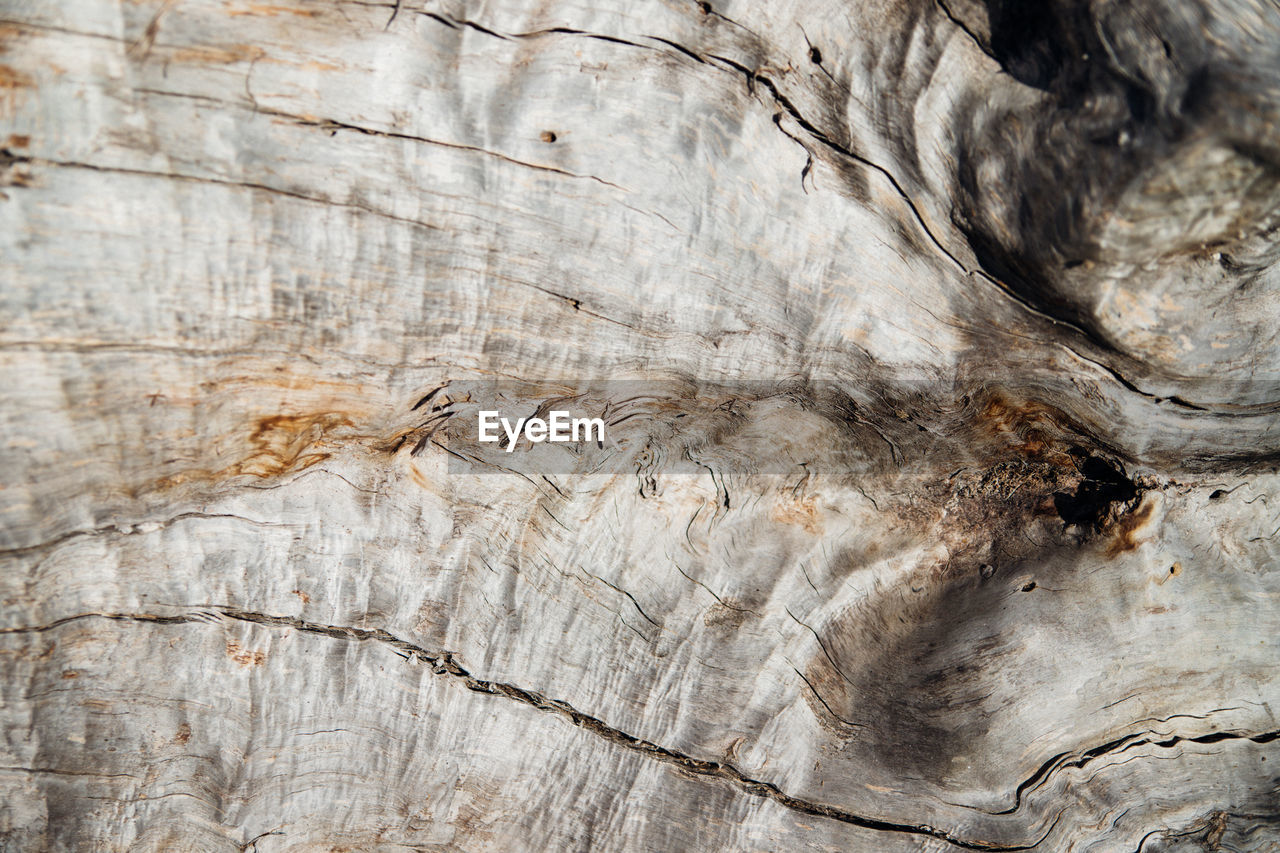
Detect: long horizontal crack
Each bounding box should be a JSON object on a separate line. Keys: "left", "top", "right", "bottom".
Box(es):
{"left": 300, "top": 115, "right": 627, "bottom": 191}
{"left": 21, "top": 153, "right": 632, "bottom": 330}
{"left": 0, "top": 15, "right": 624, "bottom": 194}
{"left": 394, "top": 7, "right": 1278, "bottom": 419}
{"left": 953, "top": 710, "right": 1277, "bottom": 817}
{"left": 27, "top": 157, "right": 442, "bottom": 233}
{"left": 1, "top": 608, "right": 1052, "bottom": 851}
{"left": 402, "top": 7, "right": 983, "bottom": 289}
{"left": 134, "top": 87, "right": 626, "bottom": 191}
{"left": 398, "top": 9, "right": 1134, "bottom": 362}
{"left": 0, "top": 512, "right": 285, "bottom": 562}
{"left": 1057, "top": 344, "right": 1280, "bottom": 417}
{"left": 11, "top": 10, "right": 1225, "bottom": 416}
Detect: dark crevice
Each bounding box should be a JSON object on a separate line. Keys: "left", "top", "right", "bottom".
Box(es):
{"left": 0, "top": 512, "right": 284, "bottom": 562}
{"left": 129, "top": 13, "right": 1226, "bottom": 415}
{"left": 983, "top": 3, "right": 1093, "bottom": 93}
{"left": 789, "top": 665, "right": 866, "bottom": 730}
{"left": 1052, "top": 450, "right": 1139, "bottom": 530}
{"left": 647, "top": 35, "right": 707, "bottom": 64}
{"left": 958, "top": 711, "right": 1275, "bottom": 817}
{"left": 2, "top": 609, "right": 1053, "bottom": 852}
{"left": 933, "top": 0, "right": 996, "bottom": 60}
{"left": 403, "top": 7, "right": 984, "bottom": 298}
{"left": 703, "top": 52, "right": 975, "bottom": 278}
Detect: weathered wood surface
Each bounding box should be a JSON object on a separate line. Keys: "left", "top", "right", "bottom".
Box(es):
{"left": 2, "top": 0, "right": 1280, "bottom": 850}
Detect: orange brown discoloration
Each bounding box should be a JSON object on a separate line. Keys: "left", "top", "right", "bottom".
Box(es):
{"left": 170, "top": 44, "right": 266, "bottom": 65}
{"left": 294, "top": 59, "right": 343, "bottom": 72}
{"left": 380, "top": 427, "right": 418, "bottom": 455}
{"left": 226, "top": 638, "right": 266, "bottom": 666}
{"left": 6, "top": 134, "right": 28, "bottom": 148}
{"left": 227, "top": 3, "right": 323, "bottom": 17}
{"left": 408, "top": 463, "right": 430, "bottom": 490}
{"left": 979, "top": 392, "right": 1082, "bottom": 464}
{"left": 1107, "top": 495, "right": 1157, "bottom": 557}
{"left": 166, "top": 42, "right": 341, "bottom": 72}
{"left": 772, "top": 493, "right": 822, "bottom": 535}
{"left": 0, "top": 64, "right": 33, "bottom": 115}
{"left": 228, "top": 411, "right": 354, "bottom": 479}
{"left": 174, "top": 722, "right": 191, "bottom": 744}
{"left": 413, "top": 599, "right": 450, "bottom": 639}
{"left": 292, "top": 588, "right": 310, "bottom": 604}
{"left": 0, "top": 23, "right": 26, "bottom": 44}
{"left": 148, "top": 394, "right": 373, "bottom": 494}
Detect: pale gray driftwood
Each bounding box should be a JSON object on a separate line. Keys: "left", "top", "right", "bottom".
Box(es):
{"left": 1, "top": 0, "right": 1280, "bottom": 850}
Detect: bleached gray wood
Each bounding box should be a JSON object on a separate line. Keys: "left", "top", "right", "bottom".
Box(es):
{"left": 1, "top": 0, "right": 1279, "bottom": 850}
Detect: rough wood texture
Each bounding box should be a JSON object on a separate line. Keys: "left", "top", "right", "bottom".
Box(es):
{"left": 2, "top": 0, "right": 1280, "bottom": 850}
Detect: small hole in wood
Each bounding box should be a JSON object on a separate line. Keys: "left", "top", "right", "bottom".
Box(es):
{"left": 540, "top": 130, "right": 558, "bottom": 143}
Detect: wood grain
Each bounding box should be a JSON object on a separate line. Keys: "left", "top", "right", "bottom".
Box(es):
{"left": 1, "top": 0, "right": 1279, "bottom": 850}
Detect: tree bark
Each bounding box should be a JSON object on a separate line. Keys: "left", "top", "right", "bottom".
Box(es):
{"left": 2, "top": 0, "right": 1279, "bottom": 850}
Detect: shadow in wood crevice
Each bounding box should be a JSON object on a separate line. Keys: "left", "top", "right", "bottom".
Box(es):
{"left": 1051, "top": 449, "right": 1140, "bottom": 532}
{"left": 951, "top": 0, "right": 1280, "bottom": 375}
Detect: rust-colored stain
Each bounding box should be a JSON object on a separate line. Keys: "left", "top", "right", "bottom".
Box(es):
{"left": 174, "top": 722, "right": 191, "bottom": 744}
{"left": 227, "top": 3, "right": 323, "bottom": 16}
{"left": 61, "top": 669, "right": 78, "bottom": 679}
{"left": 293, "top": 59, "right": 344, "bottom": 72}
{"left": 979, "top": 393, "right": 1079, "bottom": 463}
{"left": 408, "top": 462, "right": 430, "bottom": 490}
{"left": 226, "top": 638, "right": 265, "bottom": 667}
{"left": 6, "top": 133, "right": 28, "bottom": 148}
{"left": 167, "top": 42, "right": 341, "bottom": 72}
{"left": 381, "top": 426, "right": 419, "bottom": 455}
{"left": 170, "top": 44, "right": 265, "bottom": 65}
{"left": 228, "top": 411, "right": 354, "bottom": 478}
{"left": 150, "top": 405, "right": 366, "bottom": 494}
{"left": 292, "top": 588, "right": 311, "bottom": 604}
{"left": 1107, "top": 497, "right": 1156, "bottom": 557}
{"left": 1156, "top": 561, "right": 1183, "bottom": 585}
{"left": 772, "top": 493, "right": 822, "bottom": 534}
{"left": 0, "top": 64, "right": 33, "bottom": 116}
